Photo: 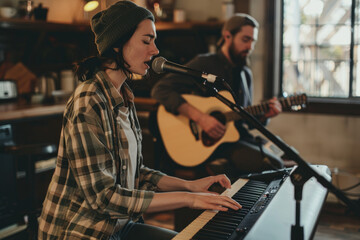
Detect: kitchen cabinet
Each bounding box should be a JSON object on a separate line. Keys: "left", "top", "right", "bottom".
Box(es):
{"left": 0, "top": 19, "right": 96, "bottom": 76}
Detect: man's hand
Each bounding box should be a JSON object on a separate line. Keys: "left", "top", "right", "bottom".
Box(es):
{"left": 198, "top": 113, "right": 226, "bottom": 139}
{"left": 177, "top": 102, "right": 226, "bottom": 139}
{"left": 264, "top": 97, "right": 282, "bottom": 118}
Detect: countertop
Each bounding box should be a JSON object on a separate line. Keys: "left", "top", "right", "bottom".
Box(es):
{"left": 0, "top": 101, "right": 65, "bottom": 122}
{"left": 0, "top": 97, "right": 158, "bottom": 122}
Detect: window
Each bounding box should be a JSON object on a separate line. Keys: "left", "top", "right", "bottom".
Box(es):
{"left": 279, "top": 0, "right": 360, "bottom": 115}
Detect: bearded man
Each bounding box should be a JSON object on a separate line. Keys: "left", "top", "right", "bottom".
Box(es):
{"left": 151, "top": 13, "right": 290, "bottom": 178}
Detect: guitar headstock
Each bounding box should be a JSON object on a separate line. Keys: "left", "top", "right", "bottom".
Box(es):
{"left": 280, "top": 93, "right": 307, "bottom": 112}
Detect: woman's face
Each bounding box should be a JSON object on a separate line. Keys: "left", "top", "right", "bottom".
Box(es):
{"left": 123, "top": 19, "right": 159, "bottom": 76}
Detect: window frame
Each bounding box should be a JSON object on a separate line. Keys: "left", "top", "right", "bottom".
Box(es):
{"left": 266, "top": 0, "right": 360, "bottom": 116}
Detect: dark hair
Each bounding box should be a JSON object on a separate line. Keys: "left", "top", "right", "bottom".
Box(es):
{"left": 75, "top": 26, "right": 137, "bottom": 82}
{"left": 230, "top": 15, "right": 259, "bottom": 36}
{"left": 217, "top": 14, "right": 259, "bottom": 47}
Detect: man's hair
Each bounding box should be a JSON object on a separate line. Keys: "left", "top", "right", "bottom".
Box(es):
{"left": 227, "top": 13, "right": 259, "bottom": 35}
{"left": 217, "top": 13, "right": 259, "bottom": 47}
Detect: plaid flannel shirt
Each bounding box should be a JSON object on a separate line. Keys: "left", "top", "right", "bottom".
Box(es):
{"left": 38, "top": 71, "right": 165, "bottom": 239}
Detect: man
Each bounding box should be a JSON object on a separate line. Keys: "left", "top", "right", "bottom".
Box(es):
{"left": 151, "top": 13, "right": 290, "bottom": 178}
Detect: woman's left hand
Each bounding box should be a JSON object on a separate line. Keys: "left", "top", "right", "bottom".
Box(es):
{"left": 187, "top": 174, "right": 232, "bottom": 194}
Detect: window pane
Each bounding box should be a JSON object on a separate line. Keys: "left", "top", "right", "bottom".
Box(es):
{"left": 323, "top": 60, "right": 350, "bottom": 97}
{"left": 357, "top": 0, "right": 360, "bottom": 23}
{"left": 317, "top": 45, "right": 350, "bottom": 60}
{"left": 354, "top": 60, "right": 360, "bottom": 96}
{"left": 282, "top": 0, "right": 353, "bottom": 98}
{"left": 354, "top": 1, "right": 360, "bottom": 97}
{"left": 354, "top": 43, "right": 360, "bottom": 97}
{"left": 283, "top": 59, "right": 349, "bottom": 97}
{"left": 294, "top": 0, "right": 352, "bottom": 25}
{"left": 317, "top": 25, "right": 351, "bottom": 45}
{"left": 282, "top": 59, "right": 313, "bottom": 95}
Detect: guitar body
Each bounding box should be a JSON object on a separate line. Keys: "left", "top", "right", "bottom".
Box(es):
{"left": 157, "top": 91, "right": 307, "bottom": 167}
{"left": 157, "top": 91, "right": 239, "bottom": 167}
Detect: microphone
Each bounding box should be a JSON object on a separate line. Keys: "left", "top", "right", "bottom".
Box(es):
{"left": 151, "top": 56, "right": 224, "bottom": 83}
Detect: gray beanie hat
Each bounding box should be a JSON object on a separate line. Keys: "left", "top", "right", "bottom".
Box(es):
{"left": 91, "top": 1, "right": 154, "bottom": 55}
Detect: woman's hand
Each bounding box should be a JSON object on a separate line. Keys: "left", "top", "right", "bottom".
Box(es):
{"left": 186, "top": 174, "right": 232, "bottom": 194}
{"left": 185, "top": 175, "right": 242, "bottom": 211}
{"left": 186, "top": 192, "right": 242, "bottom": 212}
{"left": 148, "top": 175, "right": 240, "bottom": 213}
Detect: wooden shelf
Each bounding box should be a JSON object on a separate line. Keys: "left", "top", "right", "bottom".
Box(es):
{"left": 0, "top": 18, "right": 222, "bottom": 32}
{"left": 155, "top": 21, "right": 223, "bottom": 31}
{"left": 0, "top": 18, "right": 90, "bottom": 32}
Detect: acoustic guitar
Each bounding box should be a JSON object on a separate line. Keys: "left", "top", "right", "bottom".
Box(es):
{"left": 157, "top": 91, "right": 307, "bottom": 167}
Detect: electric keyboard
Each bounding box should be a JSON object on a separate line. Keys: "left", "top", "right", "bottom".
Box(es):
{"left": 173, "top": 165, "right": 331, "bottom": 240}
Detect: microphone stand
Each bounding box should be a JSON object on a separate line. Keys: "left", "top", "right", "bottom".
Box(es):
{"left": 195, "top": 79, "right": 360, "bottom": 239}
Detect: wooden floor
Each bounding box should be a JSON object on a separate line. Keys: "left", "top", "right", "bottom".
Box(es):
{"left": 143, "top": 201, "right": 360, "bottom": 240}
{"left": 314, "top": 202, "right": 360, "bottom": 240}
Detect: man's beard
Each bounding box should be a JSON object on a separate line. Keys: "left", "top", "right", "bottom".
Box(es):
{"left": 229, "top": 42, "right": 248, "bottom": 67}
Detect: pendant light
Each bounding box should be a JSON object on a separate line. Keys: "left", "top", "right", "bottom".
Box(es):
{"left": 84, "top": 0, "right": 99, "bottom": 12}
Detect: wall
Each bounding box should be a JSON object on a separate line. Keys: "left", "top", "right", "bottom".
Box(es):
{"left": 174, "top": 0, "right": 223, "bottom": 21}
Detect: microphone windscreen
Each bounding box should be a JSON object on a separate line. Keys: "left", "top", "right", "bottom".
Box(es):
{"left": 152, "top": 56, "right": 166, "bottom": 74}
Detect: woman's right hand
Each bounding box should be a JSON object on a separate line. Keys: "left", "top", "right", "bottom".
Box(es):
{"left": 186, "top": 192, "right": 241, "bottom": 212}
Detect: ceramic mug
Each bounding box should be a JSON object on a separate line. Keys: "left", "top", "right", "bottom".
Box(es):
{"left": 0, "top": 7, "right": 17, "bottom": 18}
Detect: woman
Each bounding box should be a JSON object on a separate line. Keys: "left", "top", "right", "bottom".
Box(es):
{"left": 38, "top": 1, "right": 241, "bottom": 239}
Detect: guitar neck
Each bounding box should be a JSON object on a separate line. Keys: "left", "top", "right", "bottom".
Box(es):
{"left": 226, "top": 95, "right": 307, "bottom": 122}
{"left": 226, "top": 103, "right": 269, "bottom": 122}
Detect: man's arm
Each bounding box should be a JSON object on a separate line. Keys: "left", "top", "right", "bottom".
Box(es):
{"left": 151, "top": 71, "right": 226, "bottom": 139}
{"left": 151, "top": 54, "right": 227, "bottom": 139}
{"left": 151, "top": 72, "right": 197, "bottom": 115}
{"left": 243, "top": 67, "right": 281, "bottom": 123}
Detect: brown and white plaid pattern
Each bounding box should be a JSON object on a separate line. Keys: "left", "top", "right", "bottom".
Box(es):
{"left": 38, "top": 71, "right": 165, "bottom": 239}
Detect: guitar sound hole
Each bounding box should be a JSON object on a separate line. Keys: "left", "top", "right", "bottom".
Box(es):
{"left": 202, "top": 111, "right": 226, "bottom": 147}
